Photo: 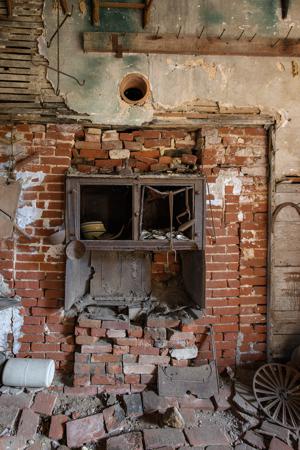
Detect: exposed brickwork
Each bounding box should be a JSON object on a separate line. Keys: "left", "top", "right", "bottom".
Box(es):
{"left": 0, "top": 124, "right": 268, "bottom": 380}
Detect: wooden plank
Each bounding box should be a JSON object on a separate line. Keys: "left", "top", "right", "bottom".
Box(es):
{"left": 272, "top": 267, "right": 300, "bottom": 311}
{"left": 84, "top": 32, "right": 300, "bottom": 57}
{"left": 271, "top": 334, "right": 300, "bottom": 359}
{"left": 90, "top": 251, "right": 151, "bottom": 299}
{"left": 274, "top": 222, "right": 300, "bottom": 266}
{"left": 276, "top": 183, "right": 300, "bottom": 193}
{"left": 65, "top": 251, "right": 91, "bottom": 310}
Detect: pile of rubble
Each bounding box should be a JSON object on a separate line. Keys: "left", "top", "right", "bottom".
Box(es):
{"left": 0, "top": 370, "right": 297, "bottom": 450}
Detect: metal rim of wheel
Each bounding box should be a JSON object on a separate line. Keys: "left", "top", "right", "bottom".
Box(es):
{"left": 253, "top": 363, "right": 300, "bottom": 429}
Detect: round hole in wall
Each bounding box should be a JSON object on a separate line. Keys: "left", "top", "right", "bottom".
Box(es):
{"left": 120, "top": 73, "right": 150, "bottom": 105}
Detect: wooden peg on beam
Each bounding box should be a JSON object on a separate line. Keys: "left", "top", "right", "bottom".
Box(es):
{"left": 92, "top": 0, "right": 100, "bottom": 26}
{"left": 281, "top": 0, "right": 290, "bottom": 19}
{"left": 143, "top": 0, "right": 154, "bottom": 28}
{"left": 60, "top": 0, "right": 71, "bottom": 15}
{"left": 6, "top": 0, "right": 13, "bottom": 17}
{"left": 112, "top": 34, "right": 123, "bottom": 58}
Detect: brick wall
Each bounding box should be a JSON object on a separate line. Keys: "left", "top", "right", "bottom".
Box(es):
{"left": 0, "top": 124, "right": 268, "bottom": 380}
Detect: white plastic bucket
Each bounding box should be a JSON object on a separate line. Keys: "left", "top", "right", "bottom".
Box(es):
{"left": 2, "top": 358, "right": 55, "bottom": 388}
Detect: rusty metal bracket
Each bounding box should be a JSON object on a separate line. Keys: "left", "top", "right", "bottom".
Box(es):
{"left": 271, "top": 201, "right": 300, "bottom": 232}
{"left": 32, "top": 62, "right": 85, "bottom": 87}
{"left": 112, "top": 34, "right": 123, "bottom": 58}
{"left": 47, "top": 5, "right": 73, "bottom": 48}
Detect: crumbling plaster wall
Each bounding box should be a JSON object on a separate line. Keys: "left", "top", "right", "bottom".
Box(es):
{"left": 43, "top": 0, "right": 300, "bottom": 180}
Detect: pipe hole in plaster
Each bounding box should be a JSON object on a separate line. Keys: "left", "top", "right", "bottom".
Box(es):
{"left": 119, "top": 73, "right": 150, "bottom": 106}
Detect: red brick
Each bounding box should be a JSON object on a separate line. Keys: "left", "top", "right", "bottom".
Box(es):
{"left": 49, "top": 414, "right": 69, "bottom": 440}
{"left": 66, "top": 413, "right": 105, "bottom": 448}
{"left": 76, "top": 335, "right": 99, "bottom": 345}
{"left": 91, "top": 375, "right": 115, "bottom": 385}
{"left": 95, "top": 159, "right": 122, "bottom": 168}
{"left": 17, "top": 408, "right": 40, "bottom": 441}
{"left": 32, "top": 392, "right": 57, "bottom": 415}
{"left": 78, "top": 318, "right": 102, "bottom": 328}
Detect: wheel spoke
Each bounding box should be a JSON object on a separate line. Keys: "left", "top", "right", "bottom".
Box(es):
{"left": 255, "top": 375, "right": 277, "bottom": 392}
{"left": 286, "top": 402, "right": 297, "bottom": 428}
{"left": 270, "top": 365, "right": 283, "bottom": 388}
{"left": 255, "top": 386, "right": 277, "bottom": 395}
{"left": 258, "top": 394, "right": 278, "bottom": 402}
{"left": 262, "top": 366, "right": 281, "bottom": 388}
{"left": 272, "top": 398, "right": 282, "bottom": 421}
{"left": 264, "top": 398, "right": 280, "bottom": 412}
{"left": 282, "top": 400, "right": 287, "bottom": 427}
{"left": 286, "top": 372, "right": 300, "bottom": 390}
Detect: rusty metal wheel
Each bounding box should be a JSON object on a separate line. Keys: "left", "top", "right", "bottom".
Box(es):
{"left": 253, "top": 363, "right": 300, "bottom": 429}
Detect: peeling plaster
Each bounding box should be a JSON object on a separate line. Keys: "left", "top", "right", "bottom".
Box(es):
{"left": 14, "top": 171, "right": 45, "bottom": 229}
{"left": 0, "top": 307, "right": 23, "bottom": 354}
{"left": 236, "top": 331, "right": 244, "bottom": 365}
{"left": 208, "top": 169, "right": 243, "bottom": 206}
{"left": 0, "top": 276, "right": 23, "bottom": 355}
{"left": 16, "top": 171, "right": 45, "bottom": 190}
{"left": 166, "top": 57, "right": 218, "bottom": 80}
{"left": 44, "top": 244, "right": 65, "bottom": 262}
{"left": 16, "top": 202, "right": 43, "bottom": 229}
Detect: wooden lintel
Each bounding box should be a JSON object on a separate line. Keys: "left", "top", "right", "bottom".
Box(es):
{"left": 100, "top": 2, "right": 144, "bottom": 9}
{"left": 84, "top": 32, "right": 300, "bottom": 57}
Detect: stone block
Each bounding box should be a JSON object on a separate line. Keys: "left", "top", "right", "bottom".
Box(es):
{"left": 142, "top": 390, "right": 178, "bottom": 414}
{"left": 102, "top": 130, "right": 119, "bottom": 141}
{"left": 66, "top": 413, "right": 105, "bottom": 448}
{"left": 123, "top": 393, "right": 143, "bottom": 417}
{"left": 170, "top": 345, "right": 198, "bottom": 360}
{"left": 109, "top": 149, "right": 130, "bottom": 160}
{"left": 123, "top": 363, "right": 156, "bottom": 375}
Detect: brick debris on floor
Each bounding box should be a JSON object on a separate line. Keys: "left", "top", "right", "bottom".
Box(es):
{"left": 0, "top": 368, "right": 297, "bottom": 450}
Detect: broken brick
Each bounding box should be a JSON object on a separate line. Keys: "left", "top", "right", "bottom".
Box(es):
{"left": 143, "top": 428, "right": 186, "bottom": 449}
{"left": 243, "top": 430, "right": 266, "bottom": 449}
{"left": 32, "top": 392, "right": 57, "bottom": 415}
{"left": 103, "top": 404, "right": 126, "bottom": 432}
{"left": 0, "top": 405, "right": 19, "bottom": 430}
{"left": 0, "top": 393, "right": 33, "bottom": 409}
{"left": 66, "top": 413, "right": 105, "bottom": 448}
{"left": 49, "top": 414, "right": 69, "bottom": 440}
{"left": 106, "top": 432, "right": 143, "bottom": 450}
{"left": 18, "top": 408, "right": 40, "bottom": 441}
{"left": 269, "top": 437, "right": 293, "bottom": 450}
{"left": 184, "top": 422, "right": 229, "bottom": 447}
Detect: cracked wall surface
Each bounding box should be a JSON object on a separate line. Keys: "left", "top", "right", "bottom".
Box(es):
{"left": 42, "top": 0, "right": 300, "bottom": 180}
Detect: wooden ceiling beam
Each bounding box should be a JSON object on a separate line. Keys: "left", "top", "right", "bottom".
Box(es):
{"left": 84, "top": 32, "right": 300, "bottom": 57}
